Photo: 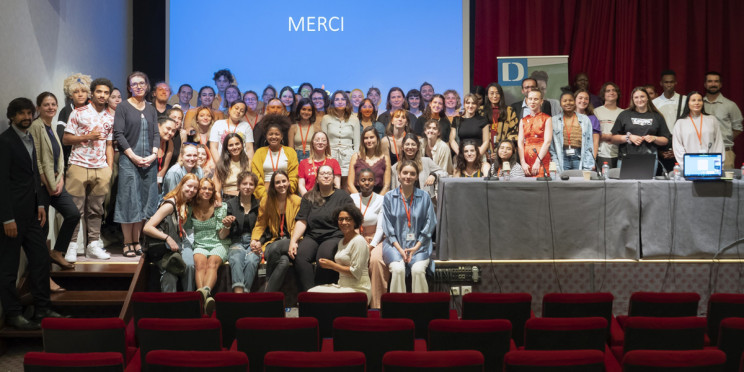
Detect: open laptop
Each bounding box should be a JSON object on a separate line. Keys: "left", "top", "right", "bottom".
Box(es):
{"left": 616, "top": 153, "right": 656, "bottom": 179}
{"left": 683, "top": 153, "right": 723, "bottom": 181}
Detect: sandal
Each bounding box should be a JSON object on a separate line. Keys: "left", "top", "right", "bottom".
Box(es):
{"left": 134, "top": 243, "right": 143, "bottom": 256}
{"left": 122, "top": 243, "right": 137, "bottom": 258}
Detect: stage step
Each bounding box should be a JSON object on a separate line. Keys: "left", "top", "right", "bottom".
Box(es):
{"left": 51, "top": 263, "right": 137, "bottom": 278}
{"left": 51, "top": 290, "right": 129, "bottom": 307}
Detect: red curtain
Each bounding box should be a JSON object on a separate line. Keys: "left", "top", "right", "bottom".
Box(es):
{"left": 473, "top": 0, "right": 744, "bottom": 108}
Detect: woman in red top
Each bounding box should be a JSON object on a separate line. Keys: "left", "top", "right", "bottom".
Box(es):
{"left": 297, "top": 131, "right": 341, "bottom": 195}
{"left": 518, "top": 90, "right": 553, "bottom": 177}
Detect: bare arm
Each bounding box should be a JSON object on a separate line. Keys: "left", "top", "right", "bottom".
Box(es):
{"left": 346, "top": 153, "right": 359, "bottom": 194}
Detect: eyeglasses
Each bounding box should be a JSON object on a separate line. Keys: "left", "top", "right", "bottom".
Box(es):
{"left": 130, "top": 82, "right": 146, "bottom": 88}
{"left": 338, "top": 217, "right": 353, "bottom": 222}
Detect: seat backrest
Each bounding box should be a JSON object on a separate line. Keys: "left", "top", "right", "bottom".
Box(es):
{"left": 131, "top": 292, "right": 203, "bottom": 343}
{"left": 333, "top": 317, "right": 415, "bottom": 372}
{"left": 382, "top": 350, "right": 485, "bottom": 372}
{"left": 264, "top": 351, "right": 366, "bottom": 371}
{"left": 136, "top": 318, "right": 222, "bottom": 369}
{"left": 503, "top": 350, "right": 605, "bottom": 372}
{"left": 623, "top": 316, "right": 706, "bottom": 354}
{"left": 462, "top": 292, "right": 532, "bottom": 346}
{"left": 381, "top": 292, "right": 450, "bottom": 339}
{"left": 524, "top": 317, "right": 607, "bottom": 351}
{"left": 716, "top": 317, "right": 744, "bottom": 372}
{"left": 24, "top": 352, "right": 124, "bottom": 372}
{"left": 621, "top": 349, "right": 726, "bottom": 372}
{"left": 235, "top": 317, "right": 319, "bottom": 372}
{"left": 428, "top": 319, "right": 511, "bottom": 372}
{"left": 706, "top": 293, "right": 744, "bottom": 346}
{"left": 214, "top": 292, "right": 285, "bottom": 347}
{"left": 298, "top": 291, "right": 368, "bottom": 338}
{"left": 628, "top": 292, "right": 700, "bottom": 317}
{"left": 145, "top": 350, "right": 249, "bottom": 372}
{"left": 42, "top": 318, "right": 126, "bottom": 361}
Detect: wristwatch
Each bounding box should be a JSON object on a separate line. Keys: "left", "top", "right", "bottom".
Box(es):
{"left": 626, "top": 132, "right": 631, "bottom": 144}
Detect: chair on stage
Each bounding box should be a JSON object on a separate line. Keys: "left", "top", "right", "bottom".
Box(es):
{"left": 135, "top": 317, "right": 222, "bottom": 371}
{"left": 707, "top": 293, "right": 744, "bottom": 346}
{"left": 214, "top": 292, "right": 285, "bottom": 347}
{"left": 381, "top": 292, "right": 451, "bottom": 339}
{"left": 24, "top": 352, "right": 124, "bottom": 372}
{"left": 462, "top": 292, "right": 532, "bottom": 346}
{"left": 298, "top": 291, "right": 368, "bottom": 338}
{"left": 427, "top": 319, "right": 512, "bottom": 372}
{"left": 382, "top": 350, "right": 485, "bottom": 372}
{"left": 234, "top": 316, "right": 319, "bottom": 372}
{"left": 503, "top": 350, "right": 605, "bottom": 372}
{"left": 264, "top": 351, "right": 366, "bottom": 371}
{"left": 42, "top": 318, "right": 130, "bottom": 365}
{"left": 332, "top": 317, "right": 415, "bottom": 372}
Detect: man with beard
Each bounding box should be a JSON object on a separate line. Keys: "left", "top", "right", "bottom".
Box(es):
{"left": 703, "top": 71, "right": 742, "bottom": 169}
{"left": 1, "top": 98, "right": 66, "bottom": 330}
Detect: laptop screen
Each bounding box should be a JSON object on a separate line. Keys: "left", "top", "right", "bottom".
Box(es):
{"left": 683, "top": 153, "right": 723, "bottom": 177}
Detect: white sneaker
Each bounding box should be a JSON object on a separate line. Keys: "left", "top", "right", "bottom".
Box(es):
{"left": 65, "top": 243, "right": 78, "bottom": 263}
{"left": 86, "top": 240, "right": 110, "bottom": 260}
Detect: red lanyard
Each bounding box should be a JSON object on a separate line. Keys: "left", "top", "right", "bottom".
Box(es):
{"left": 299, "top": 123, "right": 312, "bottom": 154}
{"left": 279, "top": 213, "right": 285, "bottom": 237}
{"left": 689, "top": 114, "right": 703, "bottom": 146}
{"left": 390, "top": 135, "right": 400, "bottom": 160}
{"left": 269, "top": 148, "right": 282, "bottom": 172}
{"left": 226, "top": 119, "right": 238, "bottom": 134}
{"left": 359, "top": 194, "right": 374, "bottom": 234}
{"left": 158, "top": 140, "right": 166, "bottom": 171}
{"left": 246, "top": 114, "right": 258, "bottom": 130}
{"left": 400, "top": 188, "right": 413, "bottom": 228}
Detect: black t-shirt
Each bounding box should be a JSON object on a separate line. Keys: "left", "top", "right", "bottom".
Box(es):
{"left": 456, "top": 115, "right": 489, "bottom": 147}
{"left": 296, "top": 189, "right": 353, "bottom": 242}
{"left": 611, "top": 110, "right": 670, "bottom": 156}
{"left": 413, "top": 116, "right": 450, "bottom": 143}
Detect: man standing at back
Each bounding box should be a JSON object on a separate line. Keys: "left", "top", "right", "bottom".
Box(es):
{"left": 703, "top": 71, "right": 742, "bottom": 169}
{"left": 62, "top": 78, "right": 115, "bottom": 261}
{"left": 0, "top": 98, "right": 65, "bottom": 330}
{"left": 652, "top": 70, "right": 686, "bottom": 173}
{"left": 510, "top": 78, "right": 553, "bottom": 119}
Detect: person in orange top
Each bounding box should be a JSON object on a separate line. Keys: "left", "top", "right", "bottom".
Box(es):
{"left": 518, "top": 89, "right": 553, "bottom": 177}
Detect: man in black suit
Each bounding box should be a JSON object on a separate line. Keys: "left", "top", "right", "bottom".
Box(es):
{"left": 1, "top": 98, "right": 65, "bottom": 330}
{"left": 510, "top": 78, "right": 553, "bottom": 119}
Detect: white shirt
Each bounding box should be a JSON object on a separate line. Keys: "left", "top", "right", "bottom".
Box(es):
{"left": 209, "top": 119, "right": 254, "bottom": 155}
{"left": 653, "top": 92, "right": 686, "bottom": 132}
{"left": 594, "top": 106, "right": 624, "bottom": 158}
{"left": 703, "top": 93, "right": 743, "bottom": 147}
{"left": 350, "top": 193, "right": 384, "bottom": 247}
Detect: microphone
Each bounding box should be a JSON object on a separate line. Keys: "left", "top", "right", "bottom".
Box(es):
{"left": 655, "top": 156, "right": 670, "bottom": 180}
{"left": 532, "top": 148, "right": 552, "bottom": 181}
{"left": 484, "top": 161, "right": 499, "bottom": 181}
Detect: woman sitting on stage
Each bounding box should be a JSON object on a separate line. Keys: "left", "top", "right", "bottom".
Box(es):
{"left": 453, "top": 139, "right": 490, "bottom": 178}
{"left": 491, "top": 140, "right": 525, "bottom": 179}
{"left": 223, "top": 171, "right": 260, "bottom": 293}
{"left": 351, "top": 168, "right": 386, "bottom": 307}
{"left": 390, "top": 133, "right": 447, "bottom": 200}
{"left": 383, "top": 160, "right": 437, "bottom": 294}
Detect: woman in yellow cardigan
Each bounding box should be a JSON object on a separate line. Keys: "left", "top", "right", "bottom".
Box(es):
{"left": 251, "top": 120, "right": 298, "bottom": 200}
{"left": 250, "top": 170, "right": 302, "bottom": 292}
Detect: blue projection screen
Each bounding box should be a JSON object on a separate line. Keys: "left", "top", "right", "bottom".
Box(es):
{"left": 168, "top": 0, "right": 465, "bottom": 99}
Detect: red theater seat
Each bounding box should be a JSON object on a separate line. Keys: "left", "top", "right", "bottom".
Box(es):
{"left": 214, "top": 292, "right": 285, "bottom": 347}
{"left": 42, "top": 317, "right": 130, "bottom": 364}
{"left": 707, "top": 293, "right": 744, "bottom": 346}
{"left": 428, "top": 319, "right": 512, "bottom": 371}
{"left": 332, "top": 316, "right": 415, "bottom": 372}
{"left": 613, "top": 316, "right": 706, "bottom": 361}
{"left": 264, "top": 351, "right": 366, "bottom": 371}
{"left": 134, "top": 317, "right": 222, "bottom": 371}
{"left": 717, "top": 317, "right": 744, "bottom": 372}
{"left": 462, "top": 292, "right": 532, "bottom": 346}
{"left": 382, "top": 350, "right": 485, "bottom": 371}
{"left": 24, "top": 352, "right": 124, "bottom": 372}
{"left": 145, "top": 350, "right": 249, "bottom": 371}
{"left": 622, "top": 349, "right": 725, "bottom": 371}
{"left": 381, "top": 292, "right": 451, "bottom": 339}
{"left": 504, "top": 350, "right": 605, "bottom": 372}
{"left": 298, "top": 291, "right": 368, "bottom": 338}
{"left": 130, "top": 291, "right": 204, "bottom": 346}
{"left": 235, "top": 316, "right": 319, "bottom": 372}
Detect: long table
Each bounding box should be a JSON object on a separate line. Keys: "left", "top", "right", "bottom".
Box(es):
{"left": 435, "top": 178, "right": 744, "bottom": 260}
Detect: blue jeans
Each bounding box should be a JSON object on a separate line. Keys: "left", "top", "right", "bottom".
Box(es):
{"left": 160, "top": 246, "right": 195, "bottom": 292}
{"left": 562, "top": 151, "right": 581, "bottom": 170}
{"left": 229, "top": 233, "right": 260, "bottom": 291}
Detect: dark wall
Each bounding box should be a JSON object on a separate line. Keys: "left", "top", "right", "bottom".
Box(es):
{"left": 132, "top": 0, "right": 165, "bottom": 83}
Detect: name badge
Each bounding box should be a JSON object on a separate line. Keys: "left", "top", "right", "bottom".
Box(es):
{"left": 565, "top": 148, "right": 576, "bottom": 156}
{"left": 406, "top": 233, "right": 415, "bottom": 241}
{"left": 157, "top": 176, "right": 163, "bottom": 184}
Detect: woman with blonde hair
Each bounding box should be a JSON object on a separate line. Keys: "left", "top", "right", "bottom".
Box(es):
{"left": 322, "top": 90, "right": 360, "bottom": 186}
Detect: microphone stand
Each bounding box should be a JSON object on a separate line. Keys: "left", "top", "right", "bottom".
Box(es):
{"left": 484, "top": 161, "right": 498, "bottom": 181}
{"left": 655, "top": 156, "right": 670, "bottom": 180}
{"left": 533, "top": 148, "right": 551, "bottom": 181}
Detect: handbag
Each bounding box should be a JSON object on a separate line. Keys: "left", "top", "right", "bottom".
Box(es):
{"left": 144, "top": 199, "right": 183, "bottom": 263}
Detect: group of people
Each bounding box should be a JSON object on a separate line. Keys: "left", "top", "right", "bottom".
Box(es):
{"left": 1, "top": 67, "right": 741, "bottom": 327}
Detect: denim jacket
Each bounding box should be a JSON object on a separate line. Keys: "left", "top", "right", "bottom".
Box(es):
{"left": 549, "top": 113, "right": 595, "bottom": 171}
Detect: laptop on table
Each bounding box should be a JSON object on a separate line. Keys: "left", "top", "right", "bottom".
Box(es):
{"left": 683, "top": 153, "right": 723, "bottom": 181}
{"left": 616, "top": 153, "right": 656, "bottom": 179}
